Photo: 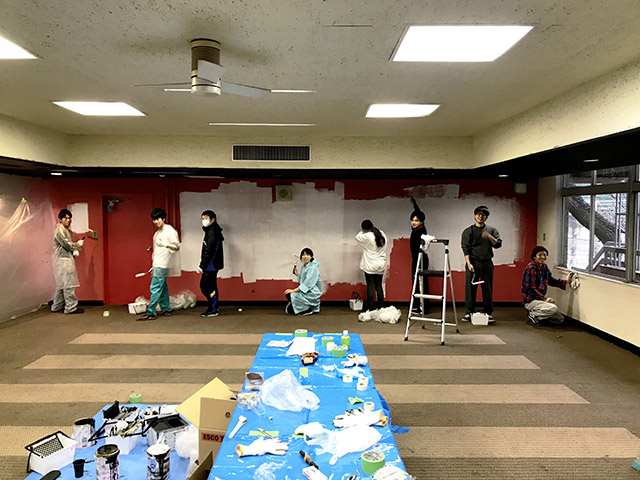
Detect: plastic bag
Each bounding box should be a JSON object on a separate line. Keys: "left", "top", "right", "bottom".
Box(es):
{"left": 259, "top": 369, "right": 319, "bottom": 411}
{"left": 253, "top": 461, "right": 285, "bottom": 480}
{"left": 305, "top": 425, "right": 381, "bottom": 465}
{"left": 358, "top": 306, "right": 401, "bottom": 324}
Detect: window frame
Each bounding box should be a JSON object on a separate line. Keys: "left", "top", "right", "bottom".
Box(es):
{"left": 560, "top": 164, "right": 640, "bottom": 283}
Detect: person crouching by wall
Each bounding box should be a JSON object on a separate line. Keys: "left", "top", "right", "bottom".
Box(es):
{"left": 199, "top": 210, "right": 224, "bottom": 318}
{"left": 284, "top": 247, "right": 322, "bottom": 316}
{"left": 522, "top": 246, "right": 575, "bottom": 325}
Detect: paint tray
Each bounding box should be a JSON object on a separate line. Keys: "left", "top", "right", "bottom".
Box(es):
{"left": 25, "top": 430, "right": 77, "bottom": 475}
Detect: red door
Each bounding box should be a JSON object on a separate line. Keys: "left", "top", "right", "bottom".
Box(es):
{"left": 104, "top": 194, "right": 154, "bottom": 305}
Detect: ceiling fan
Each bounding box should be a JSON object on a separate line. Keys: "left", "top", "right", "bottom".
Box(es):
{"left": 135, "top": 38, "right": 270, "bottom": 99}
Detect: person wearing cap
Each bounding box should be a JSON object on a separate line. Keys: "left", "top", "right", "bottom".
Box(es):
{"left": 522, "top": 246, "right": 575, "bottom": 325}
{"left": 461, "top": 205, "right": 502, "bottom": 323}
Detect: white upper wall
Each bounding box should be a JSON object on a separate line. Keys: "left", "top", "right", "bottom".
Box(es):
{"left": 0, "top": 114, "right": 68, "bottom": 166}
{"left": 473, "top": 59, "right": 640, "bottom": 167}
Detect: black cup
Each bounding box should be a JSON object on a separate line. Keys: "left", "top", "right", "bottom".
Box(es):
{"left": 73, "top": 459, "right": 85, "bottom": 478}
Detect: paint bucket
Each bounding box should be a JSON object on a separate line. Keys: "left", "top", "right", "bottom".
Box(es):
{"left": 72, "top": 417, "right": 95, "bottom": 449}
{"left": 147, "top": 443, "right": 170, "bottom": 480}
{"left": 95, "top": 444, "right": 120, "bottom": 480}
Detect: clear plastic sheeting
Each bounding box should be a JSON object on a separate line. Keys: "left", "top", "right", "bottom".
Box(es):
{"left": 0, "top": 174, "right": 56, "bottom": 323}
{"left": 135, "top": 289, "right": 197, "bottom": 311}
{"left": 259, "top": 369, "right": 320, "bottom": 412}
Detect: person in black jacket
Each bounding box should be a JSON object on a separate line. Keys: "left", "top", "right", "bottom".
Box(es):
{"left": 409, "top": 197, "right": 430, "bottom": 314}
{"left": 198, "top": 210, "right": 224, "bottom": 317}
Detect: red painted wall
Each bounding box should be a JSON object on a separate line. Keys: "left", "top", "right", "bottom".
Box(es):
{"left": 45, "top": 177, "right": 537, "bottom": 305}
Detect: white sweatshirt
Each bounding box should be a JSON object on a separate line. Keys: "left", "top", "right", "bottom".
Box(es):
{"left": 355, "top": 230, "right": 387, "bottom": 274}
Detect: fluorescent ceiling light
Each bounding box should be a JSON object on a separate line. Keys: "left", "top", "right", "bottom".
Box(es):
{"left": 50, "top": 172, "right": 62, "bottom": 176}
{"left": 209, "top": 122, "right": 315, "bottom": 127}
{"left": 583, "top": 159, "right": 599, "bottom": 163}
{"left": 0, "top": 35, "right": 36, "bottom": 59}
{"left": 270, "top": 89, "right": 317, "bottom": 93}
{"left": 53, "top": 102, "right": 145, "bottom": 116}
{"left": 392, "top": 25, "right": 533, "bottom": 62}
{"left": 498, "top": 174, "right": 509, "bottom": 178}
{"left": 365, "top": 104, "right": 439, "bottom": 118}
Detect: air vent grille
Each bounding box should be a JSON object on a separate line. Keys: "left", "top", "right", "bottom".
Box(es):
{"left": 233, "top": 145, "right": 310, "bottom": 161}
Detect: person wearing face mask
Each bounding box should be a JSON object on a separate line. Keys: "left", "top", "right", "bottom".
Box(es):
{"left": 284, "top": 247, "right": 322, "bottom": 315}
{"left": 198, "top": 210, "right": 224, "bottom": 317}
{"left": 522, "top": 246, "right": 575, "bottom": 325}
{"left": 51, "top": 209, "right": 85, "bottom": 314}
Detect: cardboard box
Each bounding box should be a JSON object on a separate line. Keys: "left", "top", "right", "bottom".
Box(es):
{"left": 176, "top": 377, "right": 236, "bottom": 464}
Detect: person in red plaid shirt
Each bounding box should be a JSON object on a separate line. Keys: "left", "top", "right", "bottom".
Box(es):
{"left": 521, "top": 246, "right": 575, "bottom": 325}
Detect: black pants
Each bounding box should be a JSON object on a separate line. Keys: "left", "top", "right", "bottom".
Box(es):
{"left": 364, "top": 273, "right": 384, "bottom": 311}
{"left": 465, "top": 259, "right": 494, "bottom": 315}
{"left": 411, "top": 254, "right": 430, "bottom": 313}
{"left": 200, "top": 270, "right": 219, "bottom": 313}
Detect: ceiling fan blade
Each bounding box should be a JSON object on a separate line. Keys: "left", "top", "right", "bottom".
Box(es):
{"left": 220, "top": 81, "right": 270, "bottom": 99}
{"left": 132, "top": 82, "right": 190, "bottom": 87}
{"left": 197, "top": 59, "right": 226, "bottom": 83}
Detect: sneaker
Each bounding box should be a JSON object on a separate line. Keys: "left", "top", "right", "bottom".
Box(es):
{"left": 66, "top": 308, "right": 84, "bottom": 314}
{"left": 285, "top": 302, "right": 292, "bottom": 313}
{"left": 201, "top": 310, "right": 219, "bottom": 318}
{"left": 527, "top": 312, "right": 539, "bottom": 325}
{"left": 137, "top": 314, "right": 156, "bottom": 321}
{"left": 461, "top": 313, "right": 472, "bottom": 322}
{"left": 487, "top": 315, "right": 495, "bottom": 324}
{"left": 300, "top": 309, "right": 314, "bottom": 316}
{"left": 159, "top": 311, "right": 172, "bottom": 317}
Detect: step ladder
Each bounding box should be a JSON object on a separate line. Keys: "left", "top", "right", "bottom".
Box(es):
{"left": 404, "top": 237, "right": 459, "bottom": 345}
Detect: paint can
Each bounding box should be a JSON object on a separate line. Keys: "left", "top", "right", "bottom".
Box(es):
{"left": 147, "top": 443, "right": 171, "bottom": 480}
{"left": 95, "top": 444, "right": 120, "bottom": 480}
{"left": 72, "top": 417, "right": 95, "bottom": 449}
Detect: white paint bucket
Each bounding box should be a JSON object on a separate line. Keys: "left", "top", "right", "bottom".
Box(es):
{"left": 72, "top": 417, "right": 95, "bottom": 449}
{"left": 147, "top": 443, "right": 170, "bottom": 480}
{"left": 95, "top": 444, "right": 119, "bottom": 480}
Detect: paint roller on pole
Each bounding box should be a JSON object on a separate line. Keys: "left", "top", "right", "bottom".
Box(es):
{"left": 135, "top": 268, "right": 153, "bottom": 278}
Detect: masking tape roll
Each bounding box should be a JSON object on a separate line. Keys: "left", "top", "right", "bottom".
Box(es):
{"left": 322, "top": 335, "right": 334, "bottom": 346}
{"left": 341, "top": 335, "right": 350, "bottom": 348}
{"left": 326, "top": 341, "right": 336, "bottom": 352}
{"left": 364, "top": 401, "right": 375, "bottom": 411}
{"left": 357, "top": 382, "right": 367, "bottom": 391}
{"left": 361, "top": 450, "right": 385, "bottom": 475}
{"left": 332, "top": 345, "right": 348, "bottom": 357}
{"left": 295, "top": 329, "right": 308, "bottom": 337}
{"left": 343, "top": 374, "right": 353, "bottom": 383}
{"left": 129, "top": 393, "right": 141, "bottom": 403}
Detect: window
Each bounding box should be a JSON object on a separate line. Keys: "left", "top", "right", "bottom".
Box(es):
{"left": 561, "top": 165, "right": 640, "bottom": 283}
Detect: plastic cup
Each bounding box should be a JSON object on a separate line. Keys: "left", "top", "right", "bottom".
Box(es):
{"left": 73, "top": 458, "right": 85, "bottom": 478}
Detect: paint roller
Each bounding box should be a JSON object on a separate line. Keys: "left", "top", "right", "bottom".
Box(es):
{"left": 135, "top": 268, "right": 153, "bottom": 278}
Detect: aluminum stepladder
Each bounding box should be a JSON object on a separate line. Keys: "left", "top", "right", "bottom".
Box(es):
{"left": 404, "top": 237, "right": 459, "bottom": 345}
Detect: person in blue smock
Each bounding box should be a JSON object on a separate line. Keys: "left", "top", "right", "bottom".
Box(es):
{"left": 284, "top": 247, "right": 322, "bottom": 315}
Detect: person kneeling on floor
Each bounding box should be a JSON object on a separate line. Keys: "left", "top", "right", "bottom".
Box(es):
{"left": 284, "top": 247, "right": 322, "bottom": 316}
{"left": 521, "top": 246, "right": 575, "bottom": 325}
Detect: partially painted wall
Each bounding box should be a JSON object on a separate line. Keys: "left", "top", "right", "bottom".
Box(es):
{"left": 42, "top": 176, "right": 537, "bottom": 306}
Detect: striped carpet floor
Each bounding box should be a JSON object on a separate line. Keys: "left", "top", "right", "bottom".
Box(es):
{"left": 1, "top": 305, "right": 639, "bottom": 479}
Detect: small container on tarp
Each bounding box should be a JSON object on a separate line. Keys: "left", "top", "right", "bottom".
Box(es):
{"left": 146, "top": 413, "right": 189, "bottom": 450}
{"left": 25, "top": 430, "right": 77, "bottom": 475}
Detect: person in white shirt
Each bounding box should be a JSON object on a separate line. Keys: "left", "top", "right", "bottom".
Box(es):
{"left": 355, "top": 219, "right": 387, "bottom": 311}
{"left": 138, "top": 208, "right": 181, "bottom": 321}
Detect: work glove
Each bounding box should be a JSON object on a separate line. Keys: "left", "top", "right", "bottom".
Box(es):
{"left": 235, "top": 436, "right": 289, "bottom": 457}
{"left": 333, "top": 409, "right": 388, "bottom": 429}
{"left": 73, "top": 250, "right": 80, "bottom": 257}
{"left": 77, "top": 239, "right": 85, "bottom": 247}
{"left": 341, "top": 354, "right": 368, "bottom": 368}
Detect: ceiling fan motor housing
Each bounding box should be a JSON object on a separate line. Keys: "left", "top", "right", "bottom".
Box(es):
{"left": 191, "top": 38, "right": 221, "bottom": 96}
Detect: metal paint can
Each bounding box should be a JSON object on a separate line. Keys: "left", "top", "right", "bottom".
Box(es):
{"left": 147, "top": 443, "right": 170, "bottom": 480}
{"left": 72, "top": 417, "right": 96, "bottom": 449}
{"left": 95, "top": 444, "right": 120, "bottom": 480}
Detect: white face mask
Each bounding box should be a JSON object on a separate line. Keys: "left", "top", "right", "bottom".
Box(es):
{"left": 202, "top": 219, "right": 211, "bottom": 227}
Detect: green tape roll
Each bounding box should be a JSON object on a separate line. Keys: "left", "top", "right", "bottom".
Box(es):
{"left": 341, "top": 335, "right": 350, "bottom": 348}
{"left": 361, "top": 449, "right": 385, "bottom": 474}
{"left": 129, "top": 393, "right": 141, "bottom": 403}
{"left": 322, "top": 335, "right": 334, "bottom": 346}
{"left": 294, "top": 329, "right": 308, "bottom": 337}
{"left": 332, "top": 344, "right": 348, "bottom": 357}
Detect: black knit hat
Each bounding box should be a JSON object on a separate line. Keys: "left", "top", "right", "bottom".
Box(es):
{"left": 474, "top": 205, "right": 490, "bottom": 216}
{"left": 531, "top": 246, "right": 549, "bottom": 260}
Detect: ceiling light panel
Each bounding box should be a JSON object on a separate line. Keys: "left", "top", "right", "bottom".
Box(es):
{"left": 392, "top": 25, "right": 533, "bottom": 62}
{"left": 0, "top": 35, "right": 36, "bottom": 59}
{"left": 366, "top": 104, "right": 439, "bottom": 118}
{"left": 53, "top": 102, "right": 145, "bottom": 116}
